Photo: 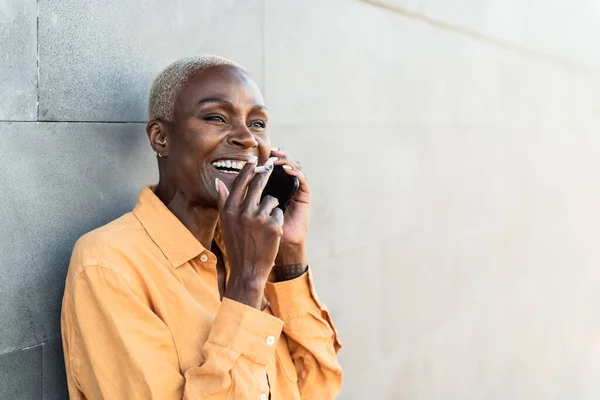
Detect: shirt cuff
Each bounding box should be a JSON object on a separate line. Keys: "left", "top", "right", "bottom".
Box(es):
{"left": 264, "top": 267, "right": 322, "bottom": 320}
{"left": 207, "top": 298, "right": 284, "bottom": 366}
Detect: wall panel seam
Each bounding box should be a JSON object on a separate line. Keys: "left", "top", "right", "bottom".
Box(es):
{"left": 358, "top": 0, "right": 600, "bottom": 78}
{"left": 0, "top": 120, "right": 147, "bottom": 124}
{"left": 0, "top": 338, "right": 61, "bottom": 358}
{"left": 262, "top": 0, "right": 267, "bottom": 101}
{"left": 36, "top": 0, "right": 40, "bottom": 120}
{"left": 40, "top": 340, "right": 44, "bottom": 399}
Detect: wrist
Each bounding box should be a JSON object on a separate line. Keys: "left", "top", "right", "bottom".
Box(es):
{"left": 276, "top": 242, "right": 307, "bottom": 266}
{"left": 225, "top": 273, "right": 267, "bottom": 309}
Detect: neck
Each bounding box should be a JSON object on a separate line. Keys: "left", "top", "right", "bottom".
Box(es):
{"left": 154, "top": 180, "right": 218, "bottom": 250}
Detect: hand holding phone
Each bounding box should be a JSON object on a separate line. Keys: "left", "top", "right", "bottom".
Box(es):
{"left": 259, "top": 148, "right": 310, "bottom": 267}
{"left": 260, "top": 164, "right": 299, "bottom": 213}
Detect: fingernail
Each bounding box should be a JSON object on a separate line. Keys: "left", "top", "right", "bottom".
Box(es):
{"left": 215, "top": 178, "right": 220, "bottom": 192}
{"left": 271, "top": 147, "right": 279, "bottom": 152}
{"left": 282, "top": 165, "right": 292, "bottom": 170}
{"left": 254, "top": 166, "right": 267, "bottom": 173}
{"left": 248, "top": 156, "right": 258, "bottom": 164}
{"left": 266, "top": 157, "right": 278, "bottom": 165}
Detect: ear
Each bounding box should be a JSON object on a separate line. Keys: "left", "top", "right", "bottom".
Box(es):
{"left": 146, "top": 120, "right": 169, "bottom": 158}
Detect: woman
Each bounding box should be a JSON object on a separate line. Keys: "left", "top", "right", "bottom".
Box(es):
{"left": 61, "top": 55, "right": 342, "bottom": 399}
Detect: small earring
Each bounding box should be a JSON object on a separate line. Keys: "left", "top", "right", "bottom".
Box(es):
{"left": 158, "top": 139, "right": 167, "bottom": 145}
{"left": 154, "top": 150, "right": 163, "bottom": 158}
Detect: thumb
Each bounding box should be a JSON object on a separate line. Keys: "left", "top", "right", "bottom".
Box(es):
{"left": 215, "top": 178, "right": 230, "bottom": 210}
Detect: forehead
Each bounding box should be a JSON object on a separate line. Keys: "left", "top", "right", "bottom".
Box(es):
{"left": 175, "top": 65, "right": 265, "bottom": 111}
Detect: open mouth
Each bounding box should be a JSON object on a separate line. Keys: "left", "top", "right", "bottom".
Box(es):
{"left": 211, "top": 159, "right": 246, "bottom": 174}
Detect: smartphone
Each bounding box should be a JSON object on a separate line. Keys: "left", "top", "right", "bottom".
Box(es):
{"left": 261, "top": 164, "right": 299, "bottom": 212}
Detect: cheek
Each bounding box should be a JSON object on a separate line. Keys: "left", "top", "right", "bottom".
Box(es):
{"left": 168, "top": 141, "right": 214, "bottom": 185}
{"left": 258, "top": 136, "right": 272, "bottom": 158}
{"left": 177, "top": 127, "right": 219, "bottom": 161}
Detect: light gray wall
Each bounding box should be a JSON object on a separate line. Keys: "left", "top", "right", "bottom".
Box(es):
{"left": 2, "top": 0, "right": 600, "bottom": 399}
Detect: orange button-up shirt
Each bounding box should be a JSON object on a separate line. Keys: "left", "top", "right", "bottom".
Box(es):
{"left": 61, "top": 186, "right": 342, "bottom": 399}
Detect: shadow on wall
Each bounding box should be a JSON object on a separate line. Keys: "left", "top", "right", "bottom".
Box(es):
{"left": 0, "top": 120, "right": 157, "bottom": 396}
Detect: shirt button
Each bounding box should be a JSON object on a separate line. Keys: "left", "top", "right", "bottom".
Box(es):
{"left": 199, "top": 254, "right": 209, "bottom": 262}
{"left": 260, "top": 394, "right": 268, "bottom": 400}
{"left": 266, "top": 335, "right": 275, "bottom": 346}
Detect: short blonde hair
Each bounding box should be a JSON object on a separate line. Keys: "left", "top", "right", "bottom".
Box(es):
{"left": 148, "top": 55, "right": 244, "bottom": 121}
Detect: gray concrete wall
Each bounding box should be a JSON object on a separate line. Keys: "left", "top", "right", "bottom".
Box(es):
{"left": 2, "top": 0, "right": 600, "bottom": 399}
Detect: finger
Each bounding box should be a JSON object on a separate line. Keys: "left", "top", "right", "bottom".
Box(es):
{"left": 215, "top": 178, "right": 230, "bottom": 211}
{"left": 270, "top": 147, "right": 285, "bottom": 155}
{"left": 257, "top": 195, "right": 280, "bottom": 217}
{"left": 271, "top": 148, "right": 302, "bottom": 170}
{"left": 282, "top": 164, "right": 307, "bottom": 184}
{"left": 271, "top": 148, "right": 291, "bottom": 161}
{"left": 273, "top": 158, "right": 301, "bottom": 170}
{"left": 243, "top": 158, "right": 276, "bottom": 209}
{"left": 224, "top": 156, "right": 258, "bottom": 207}
{"left": 282, "top": 165, "right": 311, "bottom": 203}
{"left": 270, "top": 207, "right": 284, "bottom": 227}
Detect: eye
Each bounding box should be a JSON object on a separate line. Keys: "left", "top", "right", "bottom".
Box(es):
{"left": 249, "top": 120, "right": 266, "bottom": 129}
{"left": 203, "top": 114, "right": 226, "bottom": 123}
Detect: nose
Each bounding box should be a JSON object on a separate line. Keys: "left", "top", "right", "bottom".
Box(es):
{"left": 227, "top": 124, "right": 259, "bottom": 149}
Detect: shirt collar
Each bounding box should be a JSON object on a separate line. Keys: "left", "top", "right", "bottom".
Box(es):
{"left": 133, "top": 185, "right": 206, "bottom": 268}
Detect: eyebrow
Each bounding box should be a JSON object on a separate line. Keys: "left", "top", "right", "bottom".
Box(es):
{"left": 197, "top": 97, "right": 268, "bottom": 112}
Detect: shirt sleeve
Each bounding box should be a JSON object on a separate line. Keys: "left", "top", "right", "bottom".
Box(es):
{"left": 62, "top": 265, "right": 283, "bottom": 400}
{"left": 264, "top": 267, "right": 343, "bottom": 399}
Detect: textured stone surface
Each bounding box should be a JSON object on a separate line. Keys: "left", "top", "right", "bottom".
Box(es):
{"left": 521, "top": 0, "right": 600, "bottom": 71}
{"left": 38, "top": 0, "right": 264, "bottom": 122}
{"left": 376, "top": 125, "right": 600, "bottom": 399}
{"left": 420, "top": 0, "right": 600, "bottom": 72}
{"left": 312, "top": 246, "right": 385, "bottom": 400}
{"left": 265, "top": 0, "right": 600, "bottom": 128}
{"left": 0, "top": 0, "right": 37, "bottom": 120}
{"left": 4, "top": 1, "right": 600, "bottom": 399}
{"left": 0, "top": 122, "right": 156, "bottom": 354}
{"left": 43, "top": 339, "right": 68, "bottom": 400}
{"left": 0, "top": 346, "right": 42, "bottom": 399}
{"left": 266, "top": 0, "right": 436, "bottom": 125}
{"left": 420, "top": 0, "right": 526, "bottom": 43}
{"left": 270, "top": 124, "right": 421, "bottom": 257}
{"left": 367, "top": 0, "right": 421, "bottom": 13}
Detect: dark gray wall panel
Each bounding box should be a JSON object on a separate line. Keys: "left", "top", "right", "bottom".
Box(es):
{"left": 38, "top": 0, "right": 264, "bottom": 122}
{"left": 0, "top": 0, "right": 37, "bottom": 120}
{"left": 0, "top": 346, "right": 42, "bottom": 399}
{"left": 0, "top": 122, "right": 157, "bottom": 354}
{"left": 42, "top": 339, "right": 67, "bottom": 400}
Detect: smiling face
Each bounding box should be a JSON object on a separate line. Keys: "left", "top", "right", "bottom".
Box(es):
{"left": 155, "top": 65, "right": 271, "bottom": 208}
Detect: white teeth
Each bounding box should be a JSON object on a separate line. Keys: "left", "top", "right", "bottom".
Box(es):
{"left": 212, "top": 159, "right": 246, "bottom": 171}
